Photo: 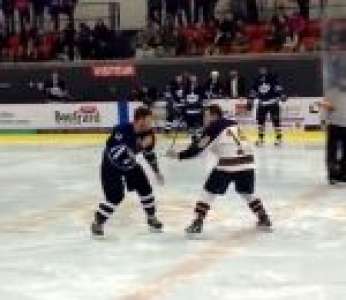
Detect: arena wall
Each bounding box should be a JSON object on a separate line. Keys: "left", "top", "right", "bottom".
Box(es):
{"left": 0, "top": 54, "right": 323, "bottom": 104}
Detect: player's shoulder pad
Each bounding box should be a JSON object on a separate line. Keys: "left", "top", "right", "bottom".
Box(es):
{"left": 112, "top": 123, "right": 133, "bottom": 140}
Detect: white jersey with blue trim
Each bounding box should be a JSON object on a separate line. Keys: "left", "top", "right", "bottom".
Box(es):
{"left": 209, "top": 124, "right": 255, "bottom": 172}
{"left": 178, "top": 118, "right": 255, "bottom": 172}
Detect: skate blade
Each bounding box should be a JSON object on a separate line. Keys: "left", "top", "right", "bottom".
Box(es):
{"left": 257, "top": 225, "right": 273, "bottom": 233}
{"left": 149, "top": 227, "right": 163, "bottom": 233}
{"left": 185, "top": 231, "right": 203, "bottom": 240}
{"left": 91, "top": 233, "right": 105, "bottom": 240}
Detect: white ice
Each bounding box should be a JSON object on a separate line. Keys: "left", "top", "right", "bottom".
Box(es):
{"left": 0, "top": 140, "right": 346, "bottom": 300}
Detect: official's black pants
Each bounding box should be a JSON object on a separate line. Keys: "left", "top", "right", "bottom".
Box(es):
{"left": 326, "top": 124, "right": 346, "bottom": 181}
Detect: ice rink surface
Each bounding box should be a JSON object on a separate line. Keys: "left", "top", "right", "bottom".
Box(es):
{"left": 0, "top": 136, "right": 346, "bottom": 300}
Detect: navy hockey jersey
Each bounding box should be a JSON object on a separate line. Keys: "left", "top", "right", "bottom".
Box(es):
{"left": 104, "top": 123, "right": 159, "bottom": 172}
{"left": 249, "top": 74, "right": 285, "bottom": 106}
{"left": 185, "top": 84, "right": 204, "bottom": 116}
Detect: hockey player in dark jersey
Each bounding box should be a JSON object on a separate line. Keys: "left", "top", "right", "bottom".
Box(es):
{"left": 204, "top": 70, "right": 223, "bottom": 99}
{"left": 249, "top": 67, "right": 287, "bottom": 146}
{"left": 91, "top": 106, "right": 164, "bottom": 237}
{"left": 184, "top": 74, "right": 205, "bottom": 142}
{"left": 163, "top": 84, "right": 176, "bottom": 132}
{"left": 167, "top": 104, "right": 272, "bottom": 234}
{"left": 170, "top": 74, "right": 188, "bottom": 126}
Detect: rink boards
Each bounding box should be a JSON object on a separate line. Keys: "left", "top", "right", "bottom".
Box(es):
{"left": 0, "top": 98, "right": 323, "bottom": 132}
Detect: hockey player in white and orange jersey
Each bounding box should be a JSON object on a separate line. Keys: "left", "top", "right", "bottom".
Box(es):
{"left": 166, "top": 104, "right": 272, "bottom": 234}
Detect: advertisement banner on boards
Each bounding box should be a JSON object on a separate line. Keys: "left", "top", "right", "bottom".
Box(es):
{"left": 0, "top": 102, "right": 118, "bottom": 129}
{"left": 51, "top": 102, "right": 117, "bottom": 128}
{"left": 0, "top": 104, "right": 45, "bottom": 129}
{"left": 209, "top": 98, "right": 323, "bottom": 128}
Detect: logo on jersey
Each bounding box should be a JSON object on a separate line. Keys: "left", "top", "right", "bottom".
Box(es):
{"left": 186, "top": 94, "right": 198, "bottom": 103}
{"left": 258, "top": 83, "right": 271, "bottom": 94}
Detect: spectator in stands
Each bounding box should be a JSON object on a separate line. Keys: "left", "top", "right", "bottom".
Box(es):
{"left": 267, "top": 15, "right": 287, "bottom": 51}
{"left": 231, "top": 30, "right": 249, "bottom": 53}
{"left": 275, "top": 3, "right": 289, "bottom": 23}
{"left": 165, "top": 0, "right": 191, "bottom": 24}
{"left": 282, "top": 24, "right": 299, "bottom": 52}
{"left": 178, "top": 0, "right": 192, "bottom": 24}
{"left": 214, "top": 0, "right": 230, "bottom": 20}
{"left": 165, "top": 0, "right": 179, "bottom": 21}
{"left": 175, "top": 24, "right": 188, "bottom": 55}
{"left": 93, "top": 19, "right": 110, "bottom": 59}
{"left": 143, "top": 19, "right": 161, "bottom": 50}
{"left": 215, "top": 13, "right": 234, "bottom": 51}
{"left": 201, "top": 17, "right": 218, "bottom": 55}
{"left": 231, "top": 0, "right": 248, "bottom": 20}
{"left": 3, "top": 0, "right": 14, "bottom": 35}
{"left": 19, "top": 21, "right": 32, "bottom": 59}
{"left": 0, "top": 5, "right": 4, "bottom": 24}
{"left": 297, "top": 0, "right": 310, "bottom": 19}
{"left": 246, "top": 0, "right": 259, "bottom": 23}
{"left": 62, "top": 21, "right": 75, "bottom": 60}
{"left": 111, "top": 29, "right": 134, "bottom": 59}
{"left": 179, "top": 22, "right": 200, "bottom": 55}
{"left": 148, "top": 0, "right": 162, "bottom": 26}
{"left": 14, "top": 0, "right": 30, "bottom": 33}
{"left": 49, "top": 0, "right": 60, "bottom": 31}
{"left": 32, "top": 0, "right": 46, "bottom": 30}
{"left": 0, "top": 0, "right": 326, "bottom": 61}
{"left": 35, "top": 28, "right": 47, "bottom": 59}
{"left": 77, "top": 22, "right": 92, "bottom": 59}
{"left": 194, "top": 0, "right": 217, "bottom": 24}
{"left": 0, "top": 24, "right": 5, "bottom": 60}
{"left": 7, "top": 30, "right": 22, "bottom": 60}
{"left": 93, "top": 19, "right": 109, "bottom": 42}
{"left": 161, "top": 17, "right": 178, "bottom": 56}
{"left": 61, "top": 0, "right": 77, "bottom": 25}
{"left": 136, "top": 42, "right": 156, "bottom": 58}
{"left": 38, "top": 22, "right": 58, "bottom": 60}
{"left": 288, "top": 9, "right": 306, "bottom": 36}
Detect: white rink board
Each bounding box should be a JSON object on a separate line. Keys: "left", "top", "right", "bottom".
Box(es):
{"left": 0, "top": 98, "right": 323, "bottom": 130}
{"left": 207, "top": 98, "right": 323, "bottom": 128}
{"left": 0, "top": 102, "right": 118, "bottom": 129}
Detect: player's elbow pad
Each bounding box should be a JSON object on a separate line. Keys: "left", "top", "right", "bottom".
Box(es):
{"left": 179, "top": 145, "right": 203, "bottom": 160}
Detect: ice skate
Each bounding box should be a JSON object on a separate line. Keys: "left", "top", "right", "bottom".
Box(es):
{"left": 185, "top": 218, "right": 203, "bottom": 235}
{"left": 255, "top": 139, "right": 264, "bottom": 147}
{"left": 257, "top": 214, "right": 272, "bottom": 232}
{"left": 91, "top": 222, "right": 104, "bottom": 238}
{"left": 274, "top": 139, "right": 282, "bottom": 147}
{"left": 147, "top": 216, "right": 163, "bottom": 233}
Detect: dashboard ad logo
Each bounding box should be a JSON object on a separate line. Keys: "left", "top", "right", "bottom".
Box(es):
{"left": 55, "top": 105, "right": 101, "bottom": 125}
{"left": 92, "top": 65, "right": 135, "bottom": 77}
